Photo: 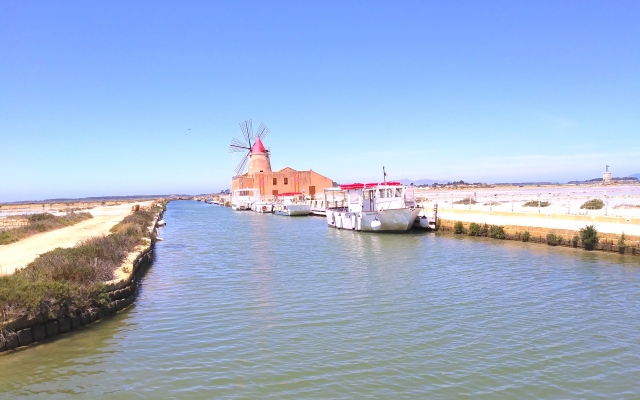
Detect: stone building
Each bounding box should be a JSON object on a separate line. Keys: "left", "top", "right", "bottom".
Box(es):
{"left": 231, "top": 137, "right": 333, "bottom": 198}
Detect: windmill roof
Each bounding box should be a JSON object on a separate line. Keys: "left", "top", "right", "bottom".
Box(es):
{"left": 251, "top": 137, "right": 266, "bottom": 153}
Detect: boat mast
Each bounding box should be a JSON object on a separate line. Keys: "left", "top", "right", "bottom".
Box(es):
{"left": 383, "top": 166, "right": 387, "bottom": 185}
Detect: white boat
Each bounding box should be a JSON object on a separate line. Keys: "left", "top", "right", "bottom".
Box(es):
{"left": 253, "top": 199, "right": 275, "bottom": 213}
{"left": 324, "top": 181, "right": 421, "bottom": 232}
{"left": 273, "top": 192, "right": 312, "bottom": 216}
{"left": 305, "top": 198, "right": 327, "bottom": 216}
{"left": 231, "top": 188, "right": 259, "bottom": 211}
{"left": 412, "top": 204, "right": 437, "bottom": 230}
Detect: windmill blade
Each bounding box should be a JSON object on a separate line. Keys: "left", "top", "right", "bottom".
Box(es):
{"left": 255, "top": 122, "right": 270, "bottom": 141}
{"left": 235, "top": 152, "right": 250, "bottom": 175}
{"left": 229, "top": 137, "right": 250, "bottom": 153}
{"left": 240, "top": 119, "right": 253, "bottom": 147}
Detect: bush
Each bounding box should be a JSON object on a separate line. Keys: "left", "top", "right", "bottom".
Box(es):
{"left": 580, "top": 225, "right": 599, "bottom": 250}
{"left": 480, "top": 223, "right": 489, "bottom": 237}
{"left": 523, "top": 200, "right": 550, "bottom": 207}
{"left": 453, "top": 221, "right": 465, "bottom": 234}
{"left": 618, "top": 232, "right": 627, "bottom": 253}
{"left": 572, "top": 235, "right": 579, "bottom": 248}
{"left": 522, "top": 231, "right": 530, "bottom": 242}
{"left": 454, "top": 197, "right": 477, "bottom": 205}
{"left": 489, "top": 225, "right": 506, "bottom": 239}
{"left": 467, "top": 222, "right": 482, "bottom": 236}
{"left": 546, "top": 233, "right": 560, "bottom": 246}
{"left": 580, "top": 199, "right": 604, "bottom": 210}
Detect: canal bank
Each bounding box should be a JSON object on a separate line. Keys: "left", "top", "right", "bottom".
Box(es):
{"left": 0, "top": 201, "right": 166, "bottom": 354}
{"left": 435, "top": 208, "right": 640, "bottom": 255}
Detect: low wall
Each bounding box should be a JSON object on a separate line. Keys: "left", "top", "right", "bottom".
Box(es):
{"left": 438, "top": 219, "right": 640, "bottom": 255}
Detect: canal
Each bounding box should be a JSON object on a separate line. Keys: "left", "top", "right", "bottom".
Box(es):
{"left": 1, "top": 200, "right": 639, "bottom": 398}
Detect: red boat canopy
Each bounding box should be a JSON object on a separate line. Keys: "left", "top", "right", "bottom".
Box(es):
{"left": 339, "top": 183, "right": 364, "bottom": 190}
{"left": 341, "top": 181, "right": 402, "bottom": 190}
{"left": 274, "top": 192, "right": 303, "bottom": 196}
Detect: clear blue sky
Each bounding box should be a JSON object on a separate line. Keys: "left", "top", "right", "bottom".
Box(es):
{"left": 1, "top": 1, "right": 638, "bottom": 202}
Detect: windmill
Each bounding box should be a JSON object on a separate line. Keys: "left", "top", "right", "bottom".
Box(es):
{"left": 229, "top": 119, "right": 271, "bottom": 176}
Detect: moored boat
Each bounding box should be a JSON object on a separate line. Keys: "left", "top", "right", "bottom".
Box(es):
{"left": 231, "top": 188, "right": 259, "bottom": 211}
{"left": 324, "top": 179, "right": 421, "bottom": 232}
{"left": 253, "top": 199, "right": 275, "bottom": 213}
{"left": 274, "top": 192, "right": 312, "bottom": 216}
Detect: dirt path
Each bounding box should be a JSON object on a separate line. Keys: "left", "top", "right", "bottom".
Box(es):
{"left": 0, "top": 201, "right": 153, "bottom": 276}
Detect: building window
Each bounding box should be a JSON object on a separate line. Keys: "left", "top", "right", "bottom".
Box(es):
{"left": 284, "top": 177, "right": 288, "bottom": 185}
{"left": 273, "top": 178, "right": 277, "bottom": 185}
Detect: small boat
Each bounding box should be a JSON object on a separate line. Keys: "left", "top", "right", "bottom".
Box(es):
{"left": 231, "top": 188, "right": 259, "bottom": 211}
{"left": 253, "top": 199, "right": 274, "bottom": 213}
{"left": 308, "top": 198, "right": 327, "bottom": 216}
{"left": 324, "top": 170, "right": 421, "bottom": 232}
{"left": 273, "top": 192, "right": 312, "bottom": 216}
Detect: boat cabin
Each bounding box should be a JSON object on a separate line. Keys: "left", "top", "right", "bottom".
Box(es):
{"left": 324, "top": 182, "right": 416, "bottom": 213}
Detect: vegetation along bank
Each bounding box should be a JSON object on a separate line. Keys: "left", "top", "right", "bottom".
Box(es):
{"left": 0, "top": 201, "right": 166, "bottom": 353}
{"left": 437, "top": 219, "right": 640, "bottom": 255}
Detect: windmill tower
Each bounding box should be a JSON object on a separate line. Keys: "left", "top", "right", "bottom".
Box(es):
{"left": 229, "top": 119, "right": 272, "bottom": 176}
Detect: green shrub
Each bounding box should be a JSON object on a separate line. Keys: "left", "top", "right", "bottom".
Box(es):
{"left": 467, "top": 222, "right": 481, "bottom": 236}
{"left": 572, "top": 235, "right": 579, "bottom": 248}
{"left": 27, "top": 213, "right": 56, "bottom": 223}
{"left": 522, "top": 231, "right": 530, "bottom": 242}
{"left": 481, "top": 223, "right": 489, "bottom": 237}
{"left": 546, "top": 233, "right": 559, "bottom": 246}
{"left": 523, "top": 200, "right": 550, "bottom": 207}
{"left": 580, "top": 225, "right": 599, "bottom": 250}
{"left": 454, "top": 197, "right": 477, "bottom": 205}
{"left": 580, "top": 198, "right": 604, "bottom": 210}
{"left": 453, "top": 221, "right": 465, "bottom": 234}
{"left": 618, "top": 232, "right": 627, "bottom": 253}
{"left": 489, "top": 225, "right": 506, "bottom": 239}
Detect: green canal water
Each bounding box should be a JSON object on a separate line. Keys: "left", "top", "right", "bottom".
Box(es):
{"left": 1, "top": 200, "right": 639, "bottom": 399}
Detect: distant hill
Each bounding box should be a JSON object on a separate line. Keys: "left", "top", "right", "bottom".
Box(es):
{"left": 398, "top": 178, "right": 450, "bottom": 186}
{"left": 630, "top": 173, "right": 640, "bottom": 179}
{"left": 2, "top": 194, "right": 172, "bottom": 205}
{"left": 567, "top": 176, "right": 639, "bottom": 184}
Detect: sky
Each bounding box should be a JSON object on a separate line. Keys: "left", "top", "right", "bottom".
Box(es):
{"left": 1, "top": 1, "right": 638, "bottom": 202}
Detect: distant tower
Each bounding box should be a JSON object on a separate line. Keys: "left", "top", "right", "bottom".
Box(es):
{"left": 247, "top": 137, "right": 272, "bottom": 175}
{"left": 603, "top": 165, "right": 612, "bottom": 185}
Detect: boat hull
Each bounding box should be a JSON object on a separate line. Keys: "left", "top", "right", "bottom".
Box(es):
{"left": 274, "top": 204, "right": 311, "bottom": 216}
{"left": 326, "top": 208, "right": 420, "bottom": 232}
{"left": 253, "top": 202, "right": 274, "bottom": 213}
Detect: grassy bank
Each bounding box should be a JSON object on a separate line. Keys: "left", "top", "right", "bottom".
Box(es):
{"left": 0, "top": 212, "right": 94, "bottom": 245}
{"left": 0, "top": 208, "right": 159, "bottom": 331}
